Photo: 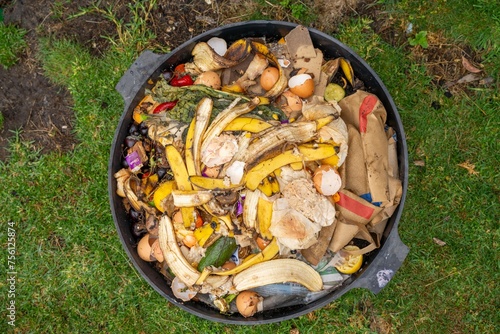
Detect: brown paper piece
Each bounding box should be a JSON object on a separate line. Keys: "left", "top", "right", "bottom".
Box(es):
{"left": 328, "top": 213, "right": 377, "bottom": 255}
{"left": 315, "top": 70, "right": 329, "bottom": 97}
{"left": 340, "top": 124, "right": 370, "bottom": 196}
{"left": 369, "top": 175, "right": 403, "bottom": 245}
{"left": 339, "top": 91, "right": 390, "bottom": 204}
{"left": 387, "top": 127, "right": 399, "bottom": 179}
{"left": 294, "top": 48, "right": 323, "bottom": 84}
{"left": 285, "top": 25, "right": 316, "bottom": 59}
{"left": 370, "top": 127, "right": 403, "bottom": 229}
{"left": 336, "top": 189, "right": 382, "bottom": 225}
{"left": 368, "top": 219, "right": 387, "bottom": 247}
{"left": 301, "top": 219, "right": 337, "bottom": 266}
{"left": 328, "top": 213, "right": 357, "bottom": 252}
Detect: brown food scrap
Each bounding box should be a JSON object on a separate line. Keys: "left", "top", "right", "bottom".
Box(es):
{"left": 301, "top": 221, "right": 337, "bottom": 266}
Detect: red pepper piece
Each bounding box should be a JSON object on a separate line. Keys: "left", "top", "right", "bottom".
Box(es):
{"left": 153, "top": 100, "right": 178, "bottom": 114}
{"left": 170, "top": 74, "right": 194, "bottom": 87}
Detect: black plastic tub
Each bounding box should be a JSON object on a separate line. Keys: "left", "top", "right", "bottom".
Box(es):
{"left": 108, "top": 20, "right": 409, "bottom": 324}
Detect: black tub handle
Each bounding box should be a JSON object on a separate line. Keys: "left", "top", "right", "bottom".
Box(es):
{"left": 115, "top": 50, "right": 169, "bottom": 108}
{"left": 347, "top": 228, "right": 409, "bottom": 294}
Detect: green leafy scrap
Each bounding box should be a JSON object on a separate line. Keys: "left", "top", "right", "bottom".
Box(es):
{"left": 148, "top": 78, "right": 286, "bottom": 123}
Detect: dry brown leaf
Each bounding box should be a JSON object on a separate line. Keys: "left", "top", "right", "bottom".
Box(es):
{"left": 306, "top": 311, "right": 317, "bottom": 321}
{"left": 370, "top": 315, "right": 392, "bottom": 334}
{"left": 458, "top": 160, "right": 479, "bottom": 175}
{"left": 433, "top": 237, "right": 446, "bottom": 246}
{"left": 414, "top": 160, "right": 425, "bottom": 167}
{"left": 479, "top": 76, "right": 495, "bottom": 85}
{"left": 456, "top": 73, "right": 482, "bottom": 84}
{"left": 461, "top": 56, "right": 482, "bottom": 73}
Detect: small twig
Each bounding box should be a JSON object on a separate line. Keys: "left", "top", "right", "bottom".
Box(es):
{"left": 460, "top": 89, "right": 487, "bottom": 116}
{"left": 424, "top": 268, "right": 461, "bottom": 287}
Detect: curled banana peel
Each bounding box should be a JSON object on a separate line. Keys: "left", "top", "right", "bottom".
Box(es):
{"left": 217, "top": 214, "right": 234, "bottom": 230}
{"left": 251, "top": 40, "right": 288, "bottom": 98}
{"left": 192, "top": 97, "right": 213, "bottom": 176}
{"left": 114, "top": 168, "right": 132, "bottom": 197}
{"left": 256, "top": 195, "right": 274, "bottom": 240}
{"left": 185, "top": 41, "right": 248, "bottom": 73}
{"left": 339, "top": 57, "right": 354, "bottom": 86}
{"left": 211, "top": 238, "right": 279, "bottom": 276}
{"left": 165, "top": 144, "right": 196, "bottom": 228}
{"left": 269, "top": 173, "right": 280, "bottom": 194}
{"left": 189, "top": 175, "right": 241, "bottom": 190}
{"left": 244, "top": 143, "right": 338, "bottom": 190}
{"left": 321, "top": 58, "right": 340, "bottom": 83}
{"left": 223, "top": 117, "right": 273, "bottom": 133}
{"left": 172, "top": 190, "right": 214, "bottom": 207}
{"left": 221, "top": 82, "right": 245, "bottom": 94}
{"left": 165, "top": 145, "right": 192, "bottom": 191}
{"left": 242, "top": 188, "right": 261, "bottom": 229}
{"left": 201, "top": 97, "right": 260, "bottom": 157}
{"left": 152, "top": 180, "right": 177, "bottom": 212}
{"left": 223, "top": 120, "right": 316, "bottom": 174}
{"left": 224, "top": 38, "right": 253, "bottom": 62}
{"left": 158, "top": 215, "right": 201, "bottom": 287}
{"left": 225, "top": 53, "right": 269, "bottom": 94}
{"left": 184, "top": 117, "right": 197, "bottom": 177}
{"left": 233, "top": 258, "right": 323, "bottom": 292}
{"left": 253, "top": 171, "right": 280, "bottom": 198}
{"left": 257, "top": 176, "right": 274, "bottom": 197}
{"left": 123, "top": 176, "right": 157, "bottom": 215}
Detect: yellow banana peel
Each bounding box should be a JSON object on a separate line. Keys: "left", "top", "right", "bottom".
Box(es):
{"left": 245, "top": 144, "right": 337, "bottom": 190}
{"left": 153, "top": 180, "right": 177, "bottom": 212}
{"left": 165, "top": 145, "right": 194, "bottom": 227}
{"left": 212, "top": 238, "right": 278, "bottom": 276}
{"left": 257, "top": 196, "right": 274, "bottom": 240}
{"left": 223, "top": 117, "right": 272, "bottom": 133}
{"left": 339, "top": 57, "right": 354, "bottom": 86}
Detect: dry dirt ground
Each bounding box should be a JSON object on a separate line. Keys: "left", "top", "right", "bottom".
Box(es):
{"left": 0, "top": 0, "right": 484, "bottom": 161}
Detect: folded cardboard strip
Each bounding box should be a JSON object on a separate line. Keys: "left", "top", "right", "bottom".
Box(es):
{"left": 326, "top": 90, "right": 403, "bottom": 255}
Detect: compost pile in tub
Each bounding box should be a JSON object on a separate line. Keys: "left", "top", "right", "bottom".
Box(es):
{"left": 114, "top": 25, "right": 403, "bottom": 318}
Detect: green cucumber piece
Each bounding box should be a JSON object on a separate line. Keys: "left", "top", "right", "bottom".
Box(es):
{"left": 197, "top": 236, "right": 237, "bottom": 271}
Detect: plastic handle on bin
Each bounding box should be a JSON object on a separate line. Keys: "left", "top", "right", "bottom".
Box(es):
{"left": 115, "top": 50, "right": 169, "bottom": 108}
{"left": 347, "top": 229, "right": 409, "bottom": 294}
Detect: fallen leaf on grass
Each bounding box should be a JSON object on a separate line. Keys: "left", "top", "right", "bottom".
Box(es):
{"left": 433, "top": 237, "right": 446, "bottom": 246}
{"left": 461, "top": 56, "right": 482, "bottom": 73}
{"left": 370, "top": 315, "right": 392, "bottom": 334}
{"left": 444, "top": 72, "right": 482, "bottom": 88}
{"left": 456, "top": 73, "right": 482, "bottom": 84}
{"left": 414, "top": 160, "right": 425, "bottom": 167}
{"left": 458, "top": 160, "right": 479, "bottom": 175}
{"left": 479, "top": 76, "right": 495, "bottom": 85}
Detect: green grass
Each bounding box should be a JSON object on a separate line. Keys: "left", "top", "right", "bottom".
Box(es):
{"left": 247, "top": 0, "right": 317, "bottom": 25}
{"left": 1, "top": 0, "right": 499, "bottom": 333}
{"left": 0, "top": 22, "right": 27, "bottom": 69}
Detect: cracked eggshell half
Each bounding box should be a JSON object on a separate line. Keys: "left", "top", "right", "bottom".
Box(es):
{"left": 288, "top": 73, "right": 315, "bottom": 98}
{"left": 313, "top": 165, "right": 342, "bottom": 196}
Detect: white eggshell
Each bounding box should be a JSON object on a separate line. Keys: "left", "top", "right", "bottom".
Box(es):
{"left": 207, "top": 37, "right": 227, "bottom": 56}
